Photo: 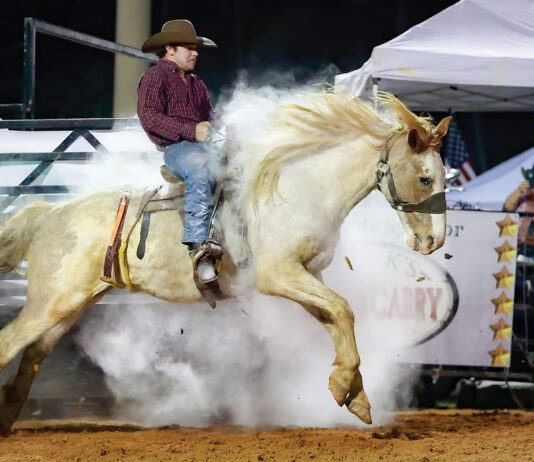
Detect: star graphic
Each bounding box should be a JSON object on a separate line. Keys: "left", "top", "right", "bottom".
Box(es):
{"left": 494, "top": 240, "right": 517, "bottom": 264}
{"left": 489, "top": 317, "right": 512, "bottom": 341}
{"left": 492, "top": 267, "right": 515, "bottom": 290}
{"left": 491, "top": 292, "right": 513, "bottom": 315}
{"left": 496, "top": 215, "right": 518, "bottom": 238}
{"left": 488, "top": 343, "right": 510, "bottom": 367}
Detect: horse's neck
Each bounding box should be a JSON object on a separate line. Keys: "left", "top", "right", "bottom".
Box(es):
{"left": 294, "top": 137, "right": 379, "bottom": 223}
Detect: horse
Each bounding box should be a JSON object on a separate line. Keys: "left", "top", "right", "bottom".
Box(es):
{"left": 0, "top": 91, "right": 451, "bottom": 434}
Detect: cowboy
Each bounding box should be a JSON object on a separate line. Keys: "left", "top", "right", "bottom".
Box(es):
{"left": 504, "top": 176, "right": 534, "bottom": 247}
{"left": 137, "top": 20, "right": 220, "bottom": 284}
{"left": 504, "top": 173, "right": 534, "bottom": 305}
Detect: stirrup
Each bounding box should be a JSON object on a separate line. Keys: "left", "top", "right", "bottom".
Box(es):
{"left": 189, "top": 242, "right": 224, "bottom": 309}
{"left": 190, "top": 242, "right": 223, "bottom": 284}
{"left": 191, "top": 247, "right": 217, "bottom": 284}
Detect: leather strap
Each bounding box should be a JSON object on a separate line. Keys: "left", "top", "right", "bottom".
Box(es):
{"left": 102, "top": 192, "right": 130, "bottom": 281}
{"left": 136, "top": 212, "right": 151, "bottom": 260}
{"left": 376, "top": 135, "right": 446, "bottom": 215}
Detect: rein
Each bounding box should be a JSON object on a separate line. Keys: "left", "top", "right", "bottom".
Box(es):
{"left": 376, "top": 135, "right": 446, "bottom": 214}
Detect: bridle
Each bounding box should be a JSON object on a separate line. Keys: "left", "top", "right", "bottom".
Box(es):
{"left": 376, "top": 134, "right": 446, "bottom": 214}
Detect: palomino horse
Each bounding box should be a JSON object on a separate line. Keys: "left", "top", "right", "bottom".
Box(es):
{"left": 0, "top": 91, "right": 450, "bottom": 433}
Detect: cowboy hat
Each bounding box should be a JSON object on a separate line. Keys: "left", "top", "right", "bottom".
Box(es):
{"left": 142, "top": 19, "right": 217, "bottom": 53}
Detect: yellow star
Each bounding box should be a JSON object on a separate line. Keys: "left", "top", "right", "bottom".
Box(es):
{"left": 492, "top": 267, "right": 515, "bottom": 290}
{"left": 494, "top": 240, "right": 517, "bottom": 264}
{"left": 488, "top": 343, "right": 511, "bottom": 367}
{"left": 496, "top": 215, "right": 518, "bottom": 238}
{"left": 489, "top": 317, "right": 512, "bottom": 341}
{"left": 491, "top": 292, "right": 514, "bottom": 315}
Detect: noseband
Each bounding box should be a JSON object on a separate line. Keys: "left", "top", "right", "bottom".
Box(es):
{"left": 376, "top": 135, "right": 446, "bottom": 214}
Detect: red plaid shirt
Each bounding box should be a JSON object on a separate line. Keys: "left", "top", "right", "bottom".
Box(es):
{"left": 137, "top": 59, "right": 213, "bottom": 150}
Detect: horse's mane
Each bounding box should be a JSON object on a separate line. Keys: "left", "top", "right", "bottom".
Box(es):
{"left": 251, "top": 91, "right": 439, "bottom": 206}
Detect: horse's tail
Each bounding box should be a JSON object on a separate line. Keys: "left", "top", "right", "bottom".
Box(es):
{"left": 0, "top": 201, "right": 54, "bottom": 273}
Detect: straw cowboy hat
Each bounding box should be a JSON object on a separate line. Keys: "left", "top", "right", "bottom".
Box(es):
{"left": 142, "top": 19, "right": 217, "bottom": 53}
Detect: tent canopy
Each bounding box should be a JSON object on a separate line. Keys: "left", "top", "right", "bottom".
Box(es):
{"left": 335, "top": 0, "right": 534, "bottom": 111}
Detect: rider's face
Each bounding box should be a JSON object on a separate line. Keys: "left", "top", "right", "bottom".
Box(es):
{"left": 166, "top": 44, "right": 199, "bottom": 73}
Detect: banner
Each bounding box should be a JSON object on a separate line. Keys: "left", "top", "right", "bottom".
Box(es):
{"left": 324, "top": 193, "right": 518, "bottom": 368}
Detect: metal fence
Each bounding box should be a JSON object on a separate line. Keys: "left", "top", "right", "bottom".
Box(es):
{"left": 0, "top": 17, "right": 157, "bottom": 119}
{"left": 0, "top": 17, "right": 158, "bottom": 212}
{"left": 0, "top": 119, "right": 146, "bottom": 214}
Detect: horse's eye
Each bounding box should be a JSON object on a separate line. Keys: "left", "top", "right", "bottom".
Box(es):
{"left": 419, "top": 177, "right": 433, "bottom": 187}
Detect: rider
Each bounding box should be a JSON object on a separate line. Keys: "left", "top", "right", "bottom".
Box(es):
{"left": 503, "top": 172, "right": 534, "bottom": 305}
{"left": 137, "top": 20, "right": 220, "bottom": 284}
{"left": 504, "top": 167, "right": 534, "bottom": 248}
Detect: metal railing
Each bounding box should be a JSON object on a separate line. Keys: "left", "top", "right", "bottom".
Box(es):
{"left": 2, "top": 17, "right": 157, "bottom": 217}
{"left": 0, "top": 103, "right": 24, "bottom": 119}
{"left": 21, "top": 17, "right": 158, "bottom": 119}
{"left": 0, "top": 117, "right": 140, "bottom": 130}
{"left": 0, "top": 120, "right": 154, "bottom": 212}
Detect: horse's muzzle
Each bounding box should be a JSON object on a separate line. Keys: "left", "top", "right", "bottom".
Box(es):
{"left": 411, "top": 232, "right": 444, "bottom": 255}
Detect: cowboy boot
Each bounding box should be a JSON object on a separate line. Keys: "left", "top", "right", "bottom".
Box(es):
{"left": 190, "top": 242, "right": 217, "bottom": 284}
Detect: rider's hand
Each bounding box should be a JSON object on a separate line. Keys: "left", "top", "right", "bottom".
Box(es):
{"left": 195, "top": 121, "right": 210, "bottom": 142}
{"left": 518, "top": 180, "right": 531, "bottom": 194}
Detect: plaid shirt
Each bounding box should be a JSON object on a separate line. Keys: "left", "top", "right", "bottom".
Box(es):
{"left": 137, "top": 59, "right": 213, "bottom": 150}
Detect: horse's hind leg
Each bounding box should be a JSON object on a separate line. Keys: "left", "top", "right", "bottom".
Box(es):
{"left": 256, "top": 260, "right": 372, "bottom": 424}
{"left": 0, "top": 314, "right": 77, "bottom": 435}
{"left": 0, "top": 341, "right": 48, "bottom": 435}
{"left": 0, "top": 289, "right": 109, "bottom": 435}
{"left": 0, "top": 303, "right": 62, "bottom": 376}
{"left": 0, "top": 274, "right": 109, "bottom": 374}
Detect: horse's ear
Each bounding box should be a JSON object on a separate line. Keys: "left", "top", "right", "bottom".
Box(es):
{"left": 408, "top": 128, "right": 427, "bottom": 154}
{"left": 433, "top": 116, "right": 452, "bottom": 139}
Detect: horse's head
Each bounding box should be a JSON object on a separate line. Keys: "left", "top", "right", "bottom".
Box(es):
{"left": 377, "top": 115, "right": 452, "bottom": 255}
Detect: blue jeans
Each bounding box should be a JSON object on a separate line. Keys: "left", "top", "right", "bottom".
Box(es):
{"left": 163, "top": 141, "right": 216, "bottom": 244}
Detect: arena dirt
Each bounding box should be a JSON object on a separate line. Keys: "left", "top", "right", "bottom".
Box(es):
{"left": 1, "top": 409, "right": 533, "bottom": 461}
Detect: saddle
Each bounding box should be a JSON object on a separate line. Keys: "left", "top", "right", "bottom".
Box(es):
{"left": 101, "top": 165, "right": 226, "bottom": 308}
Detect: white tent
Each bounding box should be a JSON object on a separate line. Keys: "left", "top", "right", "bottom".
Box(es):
{"left": 335, "top": 0, "right": 534, "bottom": 111}
{"left": 446, "top": 145, "right": 534, "bottom": 210}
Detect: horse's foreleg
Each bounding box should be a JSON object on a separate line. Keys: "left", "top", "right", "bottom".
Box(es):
{"left": 256, "top": 261, "right": 371, "bottom": 424}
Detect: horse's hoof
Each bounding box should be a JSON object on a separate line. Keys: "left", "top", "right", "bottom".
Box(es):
{"left": 328, "top": 375, "right": 348, "bottom": 406}
{"left": 347, "top": 393, "right": 372, "bottom": 425}
{"left": 0, "top": 427, "right": 13, "bottom": 438}
{"left": 0, "top": 409, "right": 16, "bottom": 436}
{"left": 0, "top": 409, "right": 18, "bottom": 436}
{"left": 0, "top": 409, "right": 15, "bottom": 437}
{"left": 0, "top": 385, "right": 19, "bottom": 436}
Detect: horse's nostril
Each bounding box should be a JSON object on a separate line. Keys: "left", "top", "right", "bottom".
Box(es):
{"left": 414, "top": 232, "right": 420, "bottom": 241}
{"left": 427, "top": 235, "right": 434, "bottom": 247}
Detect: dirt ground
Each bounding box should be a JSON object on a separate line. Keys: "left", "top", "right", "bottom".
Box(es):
{"left": 0, "top": 409, "right": 533, "bottom": 461}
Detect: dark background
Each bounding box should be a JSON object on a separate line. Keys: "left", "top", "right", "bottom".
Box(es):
{"left": 2, "top": 0, "right": 534, "bottom": 173}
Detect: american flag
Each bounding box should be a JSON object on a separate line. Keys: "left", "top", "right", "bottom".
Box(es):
{"left": 444, "top": 118, "right": 476, "bottom": 185}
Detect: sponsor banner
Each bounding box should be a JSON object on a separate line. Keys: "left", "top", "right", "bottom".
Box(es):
{"left": 323, "top": 193, "right": 518, "bottom": 368}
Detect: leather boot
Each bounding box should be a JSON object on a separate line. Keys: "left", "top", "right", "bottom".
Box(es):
{"left": 190, "top": 242, "right": 217, "bottom": 284}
